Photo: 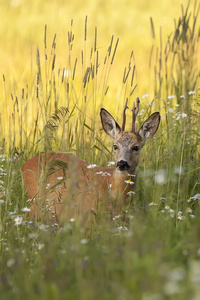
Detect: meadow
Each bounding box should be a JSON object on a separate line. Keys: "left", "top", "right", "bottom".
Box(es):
{"left": 0, "top": 0, "right": 200, "bottom": 299}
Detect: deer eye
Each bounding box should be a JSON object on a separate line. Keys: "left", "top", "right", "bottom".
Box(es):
{"left": 113, "top": 145, "right": 118, "bottom": 150}
{"left": 132, "top": 145, "right": 140, "bottom": 152}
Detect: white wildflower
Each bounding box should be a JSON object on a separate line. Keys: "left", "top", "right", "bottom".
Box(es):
{"left": 189, "top": 214, "right": 195, "bottom": 218}
{"left": 57, "top": 176, "right": 63, "bottom": 180}
{"left": 29, "top": 233, "right": 39, "bottom": 239}
{"left": 39, "top": 224, "right": 49, "bottom": 231}
{"left": 122, "top": 226, "right": 128, "bottom": 230}
{"left": 124, "top": 179, "right": 135, "bottom": 185}
{"left": 55, "top": 185, "right": 63, "bottom": 189}
{"left": 138, "top": 109, "right": 145, "bottom": 116}
{"left": 188, "top": 194, "right": 200, "bottom": 202}
{"left": 181, "top": 113, "right": 187, "bottom": 119}
{"left": 177, "top": 211, "right": 184, "bottom": 220}
{"left": 127, "top": 191, "right": 135, "bottom": 196}
{"left": 126, "top": 173, "right": 136, "bottom": 177}
{"left": 87, "top": 164, "right": 96, "bottom": 169}
{"left": 14, "top": 216, "right": 23, "bottom": 226}
{"left": 117, "top": 226, "right": 128, "bottom": 231}
{"left": 168, "top": 108, "right": 174, "bottom": 113}
{"left": 188, "top": 91, "right": 195, "bottom": 95}
{"left": 8, "top": 211, "right": 17, "bottom": 216}
{"left": 96, "top": 171, "right": 111, "bottom": 176}
{"left": 80, "top": 239, "right": 88, "bottom": 244}
{"left": 69, "top": 217, "right": 75, "bottom": 222}
{"left": 186, "top": 207, "right": 192, "bottom": 213}
{"left": 7, "top": 258, "right": 16, "bottom": 268}
{"left": 148, "top": 202, "right": 157, "bottom": 206}
{"left": 141, "top": 94, "right": 149, "bottom": 99}
{"left": 175, "top": 113, "right": 181, "bottom": 120}
{"left": 107, "top": 161, "right": 115, "bottom": 167}
{"left": 154, "top": 169, "right": 167, "bottom": 185}
{"left": 38, "top": 243, "right": 44, "bottom": 250}
{"left": 21, "top": 207, "right": 31, "bottom": 212}
{"left": 0, "top": 155, "right": 6, "bottom": 161}
{"left": 168, "top": 95, "right": 176, "bottom": 100}
{"left": 191, "top": 194, "right": 200, "bottom": 200}
{"left": 101, "top": 172, "right": 111, "bottom": 177}
{"left": 117, "top": 226, "right": 123, "bottom": 230}
{"left": 174, "top": 166, "right": 185, "bottom": 175}
{"left": 113, "top": 215, "right": 121, "bottom": 220}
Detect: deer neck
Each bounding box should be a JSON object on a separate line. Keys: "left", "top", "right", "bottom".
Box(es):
{"left": 110, "top": 168, "right": 137, "bottom": 201}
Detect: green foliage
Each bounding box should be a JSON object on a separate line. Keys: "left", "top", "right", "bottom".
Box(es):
{"left": 150, "top": 1, "right": 200, "bottom": 104}
{"left": 0, "top": 1, "right": 200, "bottom": 299}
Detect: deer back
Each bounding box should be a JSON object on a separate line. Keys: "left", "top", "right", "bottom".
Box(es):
{"left": 21, "top": 98, "right": 160, "bottom": 224}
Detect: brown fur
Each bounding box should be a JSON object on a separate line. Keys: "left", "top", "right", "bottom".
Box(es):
{"left": 22, "top": 152, "right": 136, "bottom": 224}
{"left": 21, "top": 104, "right": 160, "bottom": 224}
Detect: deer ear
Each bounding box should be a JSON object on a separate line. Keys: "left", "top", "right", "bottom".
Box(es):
{"left": 100, "top": 108, "right": 121, "bottom": 139}
{"left": 138, "top": 112, "right": 160, "bottom": 143}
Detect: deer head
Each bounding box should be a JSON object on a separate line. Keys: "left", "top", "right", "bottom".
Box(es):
{"left": 100, "top": 97, "right": 160, "bottom": 174}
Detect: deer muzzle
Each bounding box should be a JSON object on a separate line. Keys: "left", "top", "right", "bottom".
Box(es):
{"left": 116, "top": 160, "right": 130, "bottom": 171}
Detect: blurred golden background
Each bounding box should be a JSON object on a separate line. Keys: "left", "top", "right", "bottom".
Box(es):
{"left": 0, "top": 0, "right": 197, "bottom": 151}
{"left": 0, "top": 0, "right": 190, "bottom": 92}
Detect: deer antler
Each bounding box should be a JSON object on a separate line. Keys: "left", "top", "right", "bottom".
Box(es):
{"left": 121, "top": 98, "right": 128, "bottom": 131}
{"left": 131, "top": 97, "right": 140, "bottom": 132}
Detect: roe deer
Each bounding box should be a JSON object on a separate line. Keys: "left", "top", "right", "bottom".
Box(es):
{"left": 21, "top": 98, "right": 160, "bottom": 224}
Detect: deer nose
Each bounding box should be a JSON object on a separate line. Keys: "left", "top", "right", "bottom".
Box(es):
{"left": 117, "top": 160, "right": 130, "bottom": 171}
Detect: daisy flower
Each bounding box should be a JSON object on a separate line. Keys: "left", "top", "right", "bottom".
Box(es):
{"left": 101, "top": 172, "right": 111, "bottom": 177}
{"left": 124, "top": 179, "right": 135, "bottom": 185}
{"left": 177, "top": 211, "right": 184, "bottom": 220}
{"left": 69, "top": 217, "right": 75, "bottom": 222}
{"left": 87, "top": 164, "right": 96, "bottom": 169}
{"left": 148, "top": 201, "right": 157, "bottom": 206}
{"left": 188, "top": 91, "right": 195, "bottom": 95}
{"left": 107, "top": 161, "right": 115, "bottom": 167}
{"left": 21, "top": 207, "right": 31, "bottom": 212}
{"left": 14, "top": 216, "right": 23, "bottom": 226}
{"left": 127, "top": 191, "right": 135, "bottom": 196}
{"left": 126, "top": 173, "right": 136, "bottom": 177}
{"left": 96, "top": 171, "right": 103, "bottom": 175}
{"left": 186, "top": 207, "right": 192, "bottom": 213}
{"left": 165, "top": 205, "right": 170, "bottom": 210}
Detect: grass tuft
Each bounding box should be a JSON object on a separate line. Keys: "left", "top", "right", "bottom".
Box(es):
{"left": 0, "top": 2, "right": 200, "bottom": 298}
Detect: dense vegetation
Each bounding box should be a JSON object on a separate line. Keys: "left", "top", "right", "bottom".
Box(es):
{"left": 0, "top": 1, "right": 200, "bottom": 299}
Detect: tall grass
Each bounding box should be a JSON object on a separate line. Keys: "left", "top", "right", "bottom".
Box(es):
{"left": 150, "top": 1, "right": 200, "bottom": 104}
{"left": 0, "top": 2, "right": 200, "bottom": 299}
